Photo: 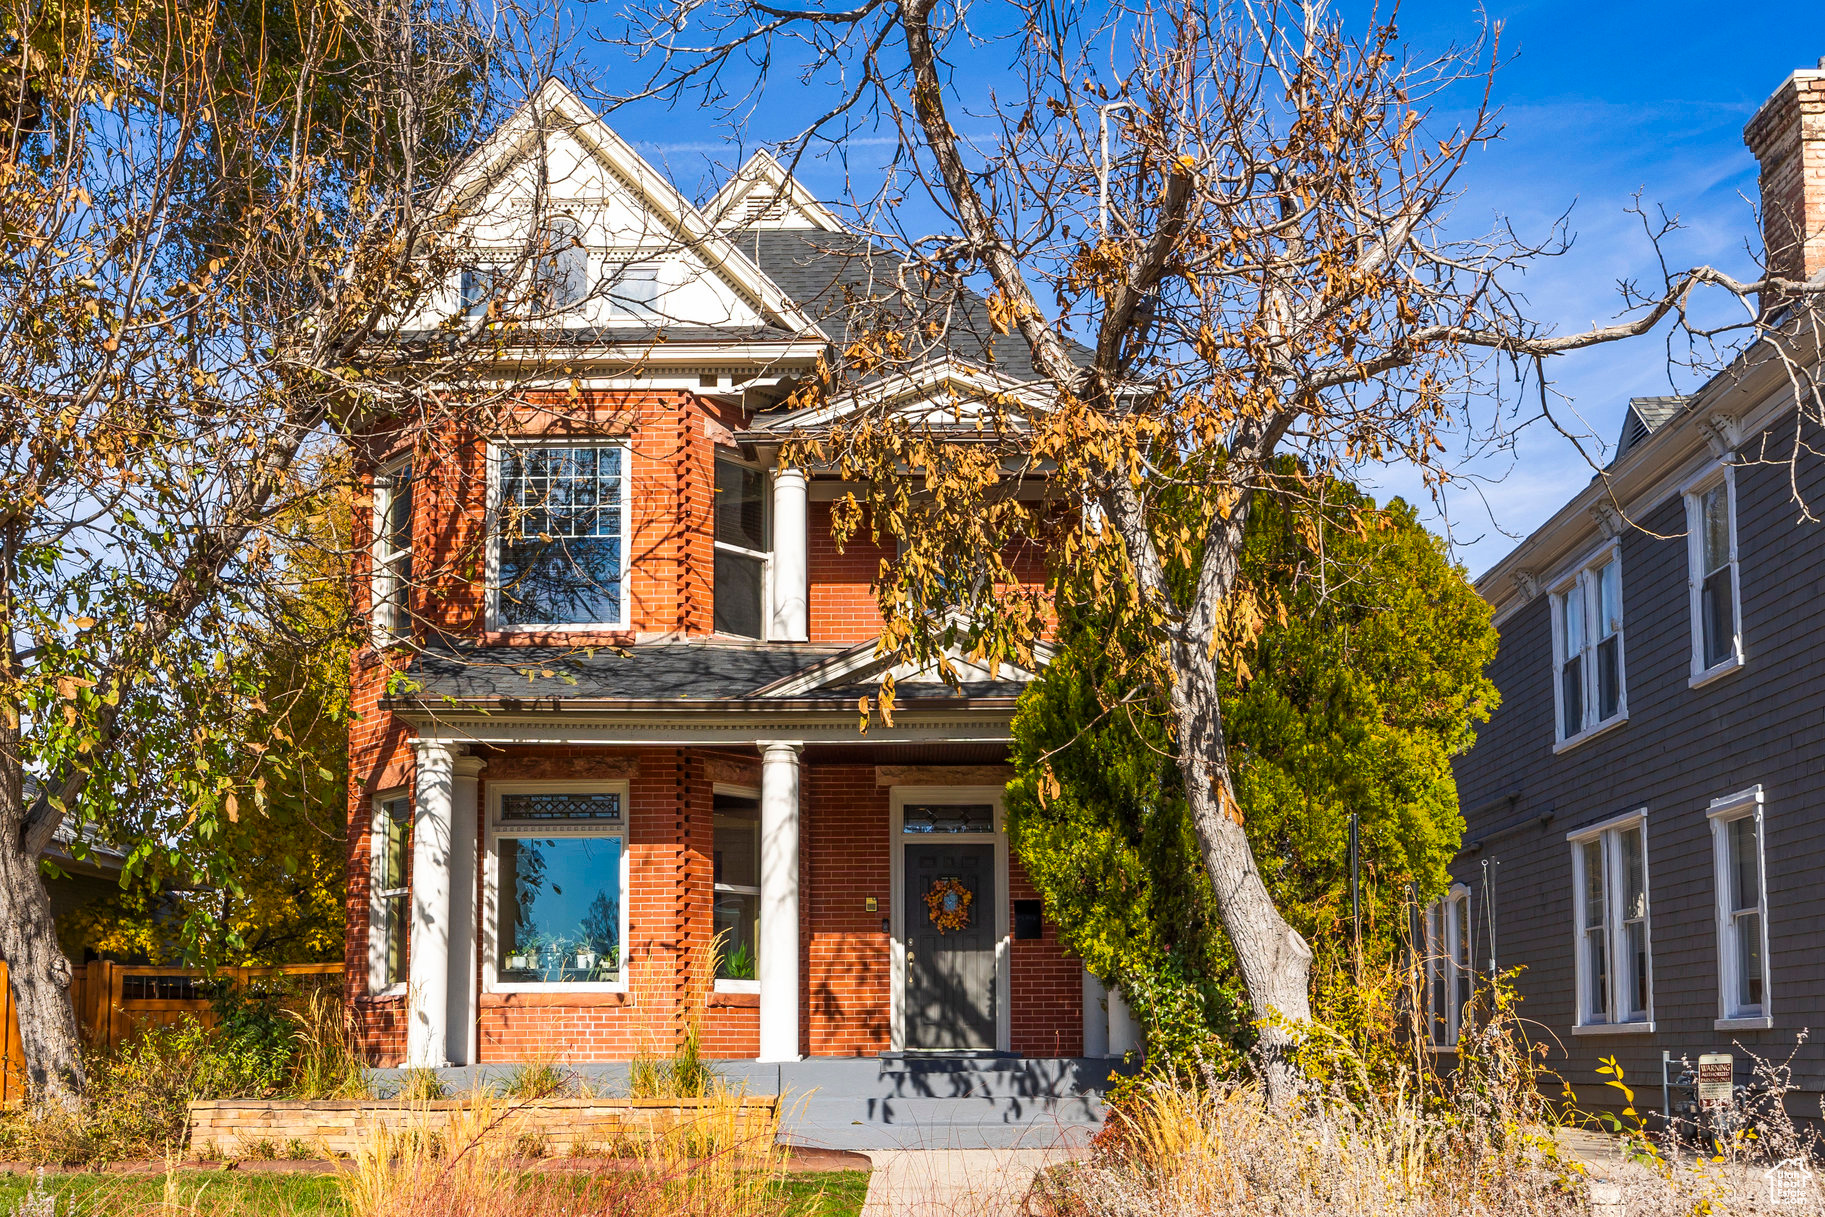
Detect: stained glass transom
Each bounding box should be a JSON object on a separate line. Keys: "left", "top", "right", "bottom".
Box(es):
{"left": 499, "top": 792, "right": 623, "bottom": 824}
{"left": 902, "top": 804, "right": 995, "bottom": 834}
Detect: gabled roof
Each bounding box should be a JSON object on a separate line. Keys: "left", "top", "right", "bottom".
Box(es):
{"left": 705, "top": 151, "right": 848, "bottom": 233}
{"left": 437, "top": 79, "right": 823, "bottom": 340}
{"left": 751, "top": 635, "right": 1052, "bottom": 698}
{"left": 744, "top": 358, "right": 1050, "bottom": 433}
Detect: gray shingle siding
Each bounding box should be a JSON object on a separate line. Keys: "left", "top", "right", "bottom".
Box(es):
{"left": 1452, "top": 433, "right": 1825, "bottom": 1103}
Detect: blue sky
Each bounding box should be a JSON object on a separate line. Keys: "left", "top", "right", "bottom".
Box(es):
{"left": 583, "top": 3, "right": 1825, "bottom": 576}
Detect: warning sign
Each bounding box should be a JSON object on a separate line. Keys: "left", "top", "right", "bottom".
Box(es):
{"left": 1698, "top": 1054, "right": 1734, "bottom": 1103}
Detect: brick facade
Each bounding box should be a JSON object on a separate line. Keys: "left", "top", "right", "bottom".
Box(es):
{"left": 344, "top": 390, "right": 1083, "bottom": 1064}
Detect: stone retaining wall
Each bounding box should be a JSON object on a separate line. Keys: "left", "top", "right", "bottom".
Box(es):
{"left": 185, "top": 1096, "right": 779, "bottom": 1160}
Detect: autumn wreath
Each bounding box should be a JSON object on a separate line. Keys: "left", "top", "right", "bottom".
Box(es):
{"left": 923, "top": 876, "right": 974, "bottom": 934}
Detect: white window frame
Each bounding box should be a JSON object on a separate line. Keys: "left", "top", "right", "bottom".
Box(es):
{"left": 1550, "top": 543, "right": 1628, "bottom": 751}
{"left": 1709, "top": 786, "right": 1772, "bottom": 1030}
{"left": 712, "top": 455, "right": 772, "bottom": 641}
{"left": 367, "top": 790, "right": 410, "bottom": 997}
{"left": 371, "top": 457, "right": 414, "bottom": 643}
{"left": 604, "top": 257, "right": 666, "bottom": 318}
{"left": 482, "top": 780, "right": 632, "bottom": 995}
{"left": 1683, "top": 467, "right": 1744, "bottom": 687}
{"left": 711, "top": 782, "right": 762, "bottom": 994}
{"left": 1567, "top": 810, "right": 1655, "bottom": 1034}
{"left": 1423, "top": 885, "right": 1472, "bottom": 1050}
{"left": 485, "top": 438, "right": 634, "bottom": 632}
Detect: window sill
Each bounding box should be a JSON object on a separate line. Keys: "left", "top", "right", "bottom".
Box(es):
{"left": 709, "top": 990, "right": 760, "bottom": 1008}
{"left": 356, "top": 987, "right": 406, "bottom": 1005}
{"left": 478, "top": 628, "right": 635, "bottom": 647}
{"left": 1689, "top": 656, "right": 1744, "bottom": 689}
{"left": 1426, "top": 1043, "right": 1459, "bottom": 1054}
{"left": 481, "top": 990, "right": 630, "bottom": 1008}
{"left": 1715, "top": 1015, "right": 1773, "bottom": 1031}
{"left": 1553, "top": 715, "right": 1629, "bottom": 755}
{"left": 1571, "top": 1020, "right": 1655, "bottom": 1036}
{"left": 713, "top": 979, "right": 760, "bottom": 995}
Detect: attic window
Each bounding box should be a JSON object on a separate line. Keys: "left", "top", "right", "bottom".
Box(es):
{"left": 609, "top": 262, "right": 663, "bottom": 317}
{"left": 539, "top": 218, "right": 588, "bottom": 309}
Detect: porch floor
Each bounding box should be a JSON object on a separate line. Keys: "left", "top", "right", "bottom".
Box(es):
{"left": 370, "top": 1056, "right": 1134, "bottom": 1150}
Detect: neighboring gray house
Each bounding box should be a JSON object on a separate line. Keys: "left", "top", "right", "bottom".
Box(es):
{"left": 1446, "top": 63, "right": 1825, "bottom": 1110}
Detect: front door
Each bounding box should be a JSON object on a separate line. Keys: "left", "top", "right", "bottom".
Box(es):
{"left": 903, "top": 842, "right": 996, "bottom": 1050}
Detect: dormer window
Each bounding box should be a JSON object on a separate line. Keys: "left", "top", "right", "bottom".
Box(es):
{"left": 492, "top": 442, "right": 629, "bottom": 629}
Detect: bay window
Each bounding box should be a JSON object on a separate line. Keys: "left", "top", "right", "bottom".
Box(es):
{"left": 1709, "top": 787, "right": 1770, "bottom": 1026}
{"left": 1569, "top": 814, "right": 1653, "bottom": 1030}
{"left": 1553, "top": 550, "right": 1626, "bottom": 744}
{"left": 493, "top": 442, "right": 628, "bottom": 629}
{"left": 488, "top": 787, "right": 628, "bottom": 989}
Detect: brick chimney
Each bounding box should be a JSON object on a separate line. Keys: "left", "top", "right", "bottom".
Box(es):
{"left": 1745, "top": 61, "right": 1825, "bottom": 308}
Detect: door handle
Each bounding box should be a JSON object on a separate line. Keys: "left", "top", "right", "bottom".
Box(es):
{"left": 906, "top": 953, "right": 916, "bottom": 963}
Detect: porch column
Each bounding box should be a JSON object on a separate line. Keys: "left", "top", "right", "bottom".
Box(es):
{"left": 407, "top": 739, "right": 457, "bottom": 1069}
{"left": 769, "top": 466, "right": 808, "bottom": 642}
{"left": 447, "top": 754, "right": 485, "bottom": 1067}
{"left": 1107, "top": 986, "right": 1138, "bottom": 1058}
{"left": 758, "top": 741, "right": 803, "bottom": 1061}
{"left": 1082, "top": 969, "right": 1110, "bottom": 1059}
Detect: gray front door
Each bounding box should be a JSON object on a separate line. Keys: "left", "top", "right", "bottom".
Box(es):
{"left": 904, "top": 842, "right": 996, "bottom": 1050}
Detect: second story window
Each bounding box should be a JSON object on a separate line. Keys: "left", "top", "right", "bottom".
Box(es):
{"left": 1685, "top": 474, "right": 1742, "bottom": 680}
{"left": 495, "top": 443, "right": 628, "bottom": 629}
{"left": 1552, "top": 551, "right": 1624, "bottom": 744}
{"left": 372, "top": 461, "right": 414, "bottom": 640}
{"left": 714, "top": 458, "right": 769, "bottom": 638}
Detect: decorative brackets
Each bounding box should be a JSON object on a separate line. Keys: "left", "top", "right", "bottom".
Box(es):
{"left": 1699, "top": 414, "right": 1739, "bottom": 461}
{"left": 1589, "top": 501, "right": 1625, "bottom": 541}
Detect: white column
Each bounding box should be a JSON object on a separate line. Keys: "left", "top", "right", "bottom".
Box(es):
{"left": 769, "top": 467, "right": 809, "bottom": 642}
{"left": 447, "top": 754, "right": 485, "bottom": 1067}
{"left": 1081, "top": 968, "right": 1110, "bottom": 1059}
{"left": 1108, "top": 986, "right": 1139, "bottom": 1058}
{"left": 407, "top": 739, "right": 456, "bottom": 1070}
{"left": 758, "top": 741, "right": 803, "bottom": 1062}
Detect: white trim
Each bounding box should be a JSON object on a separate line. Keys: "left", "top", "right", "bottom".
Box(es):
{"left": 1571, "top": 1021, "right": 1657, "bottom": 1036}
{"left": 1552, "top": 714, "right": 1630, "bottom": 755}
{"left": 888, "top": 786, "right": 1011, "bottom": 1055}
{"left": 1709, "top": 785, "right": 1772, "bottom": 1025}
{"left": 1716, "top": 1016, "right": 1774, "bottom": 1032}
{"left": 368, "top": 789, "right": 410, "bottom": 998}
{"left": 1422, "top": 884, "right": 1472, "bottom": 1050}
{"left": 482, "top": 779, "right": 633, "bottom": 995}
{"left": 1683, "top": 465, "right": 1745, "bottom": 682}
{"left": 705, "top": 149, "right": 848, "bottom": 233}
{"left": 712, "top": 454, "right": 773, "bottom": 641}
{"left": 1568, "top": 810, "right": 1654, "bottom": 1031}
{"left": 485, "top": 437, "right": 634, "bottom": 632}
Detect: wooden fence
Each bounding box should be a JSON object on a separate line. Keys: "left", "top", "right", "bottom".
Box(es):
{"left": 0, "top": 961, "right": 344, "bottom": 1105}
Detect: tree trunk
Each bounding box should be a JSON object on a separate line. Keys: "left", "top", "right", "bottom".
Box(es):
{"left": 0, "top": 833, "right": 83, "bottom": 1105}
{"left": 1170, "top": 639, "right": 1313, "bottom": 1101}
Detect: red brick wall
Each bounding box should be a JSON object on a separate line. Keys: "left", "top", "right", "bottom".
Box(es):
{"left": 1009, "top": 854, "right": 1083, "bottom": 1058}
{"left": 805, "top": 766, "right": 893, "bottom": 1055}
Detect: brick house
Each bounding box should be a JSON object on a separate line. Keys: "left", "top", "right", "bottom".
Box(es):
{"left": 1442, "top": 64, "right": 1825, "bottom": 1107}
{"left": 343, "top": 81, "right": 1114, "bottom": 1070}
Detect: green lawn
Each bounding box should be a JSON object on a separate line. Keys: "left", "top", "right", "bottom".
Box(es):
{"left": 0, "top": 1168, "right": 871, "bottom": 1215}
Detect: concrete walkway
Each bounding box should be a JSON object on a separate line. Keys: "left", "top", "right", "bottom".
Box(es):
{"left": 860, "top": 1146, "right": 1083, "bottom": 1217}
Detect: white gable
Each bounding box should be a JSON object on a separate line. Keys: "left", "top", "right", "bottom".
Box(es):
{"left": 424, "top": 81, "right": 820, "bottom": 337}
{"left": 706, "top": 151, "right": 847, "bottom": 233}
{"left": 750, "top": 359, "right": 1049, "bottom": 432}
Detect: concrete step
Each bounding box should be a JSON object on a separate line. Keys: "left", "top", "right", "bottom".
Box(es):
{"left": 785, "top": 1092, "right": 1106, "bottom": 1125}
{"left": 781, "top": 1119, "right": 1098, "bottom": 1152}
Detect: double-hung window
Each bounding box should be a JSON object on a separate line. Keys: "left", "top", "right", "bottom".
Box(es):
{"left": 608, "top": 260, "right": 664, "bottom": 317}
{"left": 1423, "top": 887, "right": 1472, "bottom": 1048}
{"left": 712, "top": 788, "right": 761, "bottom": 988}
{"left": 1709, "top": 787, "right": 1770, "bottom": 1026}
{"left": 1685, "top": 473, "right": 1742, "bottom": 681}
{"left": 461, "top": 262, "right": 511, "bottom": 319}
{"left": 369, "top": 794, "right": 410, "bottom": 994}
{"left": 1569, "top": 814, "right": 1653, "bottom": 1030}
{"left": 493, "top": 442, "right": 628, "bottom": 629}
{"left": 488, "top": 786, "right": 629, "bottom": 990}
{"left": 1553, "top": 551, "right": 1625, "bottom": 744}
{"left": 372, "top": 461, "right": 414, "bottom": 640}
{"left": 714, "top": 458, "right": 770, "bottom": 638}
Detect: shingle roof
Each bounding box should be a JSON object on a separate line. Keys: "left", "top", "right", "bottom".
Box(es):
{"left": 392, "top": 641, "right": 1026, "bottom": 706}
{"left": 734, "top": 228, "right": 1092, "bottom": 384}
